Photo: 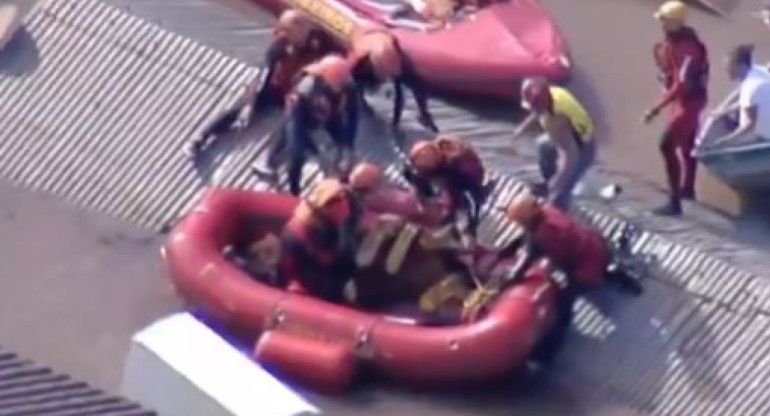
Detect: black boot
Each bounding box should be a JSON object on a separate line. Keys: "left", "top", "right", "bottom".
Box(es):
{"left": 605, "top": 267, "right": 644, "bottom": 296}
{"left": 680, "top": 188, "right": 696, "bottom": 200}
{"left": 652, "top": 198, "right": 682, "bottom": 216}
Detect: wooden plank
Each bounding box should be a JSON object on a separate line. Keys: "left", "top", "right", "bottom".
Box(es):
{"left": 695, "top": 163, "right": 746, "bottom": 217}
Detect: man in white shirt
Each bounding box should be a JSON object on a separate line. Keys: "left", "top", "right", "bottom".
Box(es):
{"left": 712, "top": 45, "right": 770, "bottom": 144}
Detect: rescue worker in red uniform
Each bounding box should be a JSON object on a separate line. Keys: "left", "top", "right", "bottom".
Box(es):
{"left": 348, "top": 29, "right": 438, "bottom": 132}
{"left": 186, "top": 10, "right": 343, "bottom": 158}
{"left": 279, "top": 178, "right": 359, "bottom": 302}
{"left": 257, "top": 55, "right": 360, "bottom": 195}
{"left": 403, "top": 136, "right": 488, "bottom": 244}
{"left": 505, "top": 193, "right": 644, "bottom": 293}
{"left": 503, "top": 193, "right": 643, "bottom": 362}
{"left": 643, "top": 1, "right": 709, "bottom": 216}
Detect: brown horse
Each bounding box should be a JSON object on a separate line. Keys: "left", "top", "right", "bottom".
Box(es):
{"left": 350, "top": 215, "right": 477, "bottom": 315}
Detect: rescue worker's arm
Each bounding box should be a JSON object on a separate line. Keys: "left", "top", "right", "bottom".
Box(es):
{"left": 645, "top": 43, "right": 704, "bottom": 120}
{"left": 709, "top": 88, "right": 741, "bottom": 119}
{"left": 252, "top": 38, "right": 290, "bottom": 108}
{"left": 402, "top": 165, "right": 436, "bottom": 197}
{"left": 714, "top": 104, "right": 759, "bottom": 144}
{"left": 512, "top": 112, "right": 539, "bottom": 140}
{"left": 545, "top": 115, "right": 580, "bottom": 198}
{"left": 341, "top": 83, "right": 360, "bottom": 150}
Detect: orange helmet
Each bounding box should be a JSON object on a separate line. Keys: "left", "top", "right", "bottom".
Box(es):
{"left": 353, "top": 31, "right": 402, "bottom": 81}
{"left": 275, "top": 10, "right": 313, "bottom": 47}
{"left": 349, "top": 162, "right": 383, "bottom": 192}
{"left": 304, "top": 54, "right": 352, "bottom": 92}
{"left": 520, "top": 77, "right": 552, "bottom": 113}
{"left": 302, "top": 178, "right": 351, "bottom": 224}
{"left": 505, "top": 193, "right": 542, "bottom": 228}
{"left": 408, "top": 140, "right": 442, "bottom": 172}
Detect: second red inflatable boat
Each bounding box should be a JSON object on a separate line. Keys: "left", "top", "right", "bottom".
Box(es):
{"left": 241, "top": 0, "right": 570, "bottom": 97}
{"left": 163, "top": 188, "right": 562, "bottom": 392}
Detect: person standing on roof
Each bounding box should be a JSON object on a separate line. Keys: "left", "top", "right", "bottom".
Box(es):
{"left": 348, "top": 28, "right": 439, "bottom": 132}
{"left": 186, "top": 10, "right": 343, "bottom": 158}
{"left": 512, "top": 77, "right": 596, "bottom": 210}
{"left": 642, "top": 1, "right": 709, "bottom": 216}
{"left": 709, "top": 45, "right": 770, "bottom": 145}
{"left": 257, "top": 54, "right": 359, "bottom": 196}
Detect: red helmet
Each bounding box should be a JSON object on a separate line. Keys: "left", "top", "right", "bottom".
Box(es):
{"left": 408, "top": 140, "right": 442, "bottom": 173}
{"left": 275, "top": 10, "right": 313, "bottom": 47}
{"left": 520, "top": 77, "right": 552, "bottom": 113}
{"left": 303, "top": 55, "right": 352, "bottom": 92}
{"left": 505, "top": 193, "right": 542, "bottom": 229}
{"left": 349, "top": 162, "right": 383, "bottom": 191}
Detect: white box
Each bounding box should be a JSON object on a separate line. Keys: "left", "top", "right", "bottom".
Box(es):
{"left": 122, "top": 312, "right": 320, "bottom": 416}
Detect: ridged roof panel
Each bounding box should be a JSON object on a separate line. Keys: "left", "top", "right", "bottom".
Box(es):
{"left": 2, "top": 1, "right": 770, "bottom": 415}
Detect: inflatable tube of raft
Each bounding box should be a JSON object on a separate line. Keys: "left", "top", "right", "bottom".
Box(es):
{"left": 245, "top": 0, "right": 570, "bottom": 97}
{"left": 163, "top": 188, "right": 560, "bottom": 387}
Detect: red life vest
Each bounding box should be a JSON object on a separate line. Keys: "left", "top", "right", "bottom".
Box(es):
{"left": 531, "top": 205, "right": 608, "bottom": 286}
{"left": 436, "top": 137, "right": 485, "bottom": 190}
{"left": 653, "top": 26, "right": 709, "bottom": 103}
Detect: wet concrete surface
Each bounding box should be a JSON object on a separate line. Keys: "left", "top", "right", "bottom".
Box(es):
{"left": 1, "top": 0, "right": 769, "bottom": 414}
{"left": 0, "top": 182, "right": 181, "bottom": 390}
{"left": 543, "top": 0, "right": 770, "bottom": 186}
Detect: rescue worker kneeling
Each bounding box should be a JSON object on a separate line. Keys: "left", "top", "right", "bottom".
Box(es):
{"left": 404, "top": 136, "right": 489, "bottom": 245}
{"left": 260, "top": 55, "right": 360, "bottom": 195}
{"left": 504, "top": 193, "right": 644, "bottom": 295}
{"left": 496, "top": 193, "right": 643, "bottom": 363}
{"left": 278, "top": 179, "right": 359, "bottom": 302}
{"left": 349, "top": 29, "right": 438, "bottom": 132}
{"left": 188, "top": 10, "right": 342, "bottom": 158}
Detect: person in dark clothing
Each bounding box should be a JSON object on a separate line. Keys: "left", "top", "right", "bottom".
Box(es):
{"left": 643, "top": 1, "right": 709, "bottom": 216}
{"left": 349, "top": 29, "right": 438, "bottom": 132}
{"left": 185, "top": 10, "right": 343, "bottom": 159}
{"left": 403, "top": 136, "right": 488, "bottom": 246}
{"left": 257, "top": 54, "right": 359, "bottom": 196}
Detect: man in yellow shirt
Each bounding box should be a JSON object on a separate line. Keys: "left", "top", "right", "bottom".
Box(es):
{"left": 512, "top": 77, "right": 596, "bottom": 210}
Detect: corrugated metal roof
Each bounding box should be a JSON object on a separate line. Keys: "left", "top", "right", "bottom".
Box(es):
{"left": 2, "top": 1, "right": 770, "bottom": 415}
{"left": 0, "top": 347, "right": 155, "bottom": 416}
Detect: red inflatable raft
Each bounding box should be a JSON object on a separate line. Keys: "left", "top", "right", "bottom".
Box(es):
{"left": 163, "top": 188, "right": 561, "bottom": 392}
{"left": 245, "top": 0, "right": 570, "bottom": 97}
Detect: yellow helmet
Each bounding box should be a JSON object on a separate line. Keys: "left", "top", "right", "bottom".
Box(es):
{"left": 654, "top": 1, "right": 686, "bottom": 22}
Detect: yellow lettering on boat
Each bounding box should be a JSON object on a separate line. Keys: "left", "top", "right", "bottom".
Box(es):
{"left": 282, "top": 0, "right": 356, "bottom": 41}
